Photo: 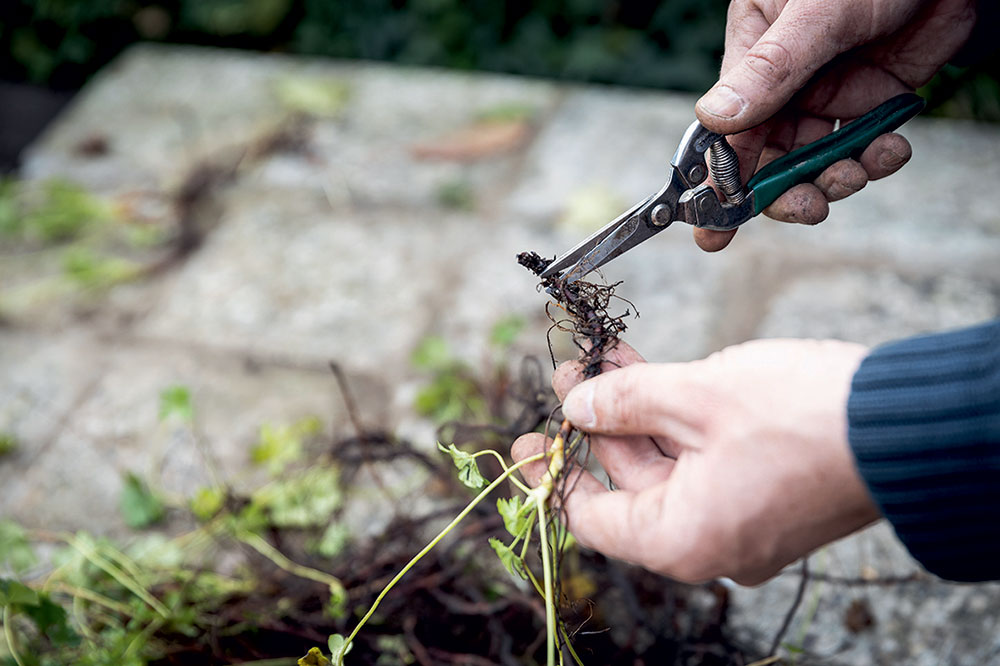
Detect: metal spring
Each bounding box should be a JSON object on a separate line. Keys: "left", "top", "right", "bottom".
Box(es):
{"left": 709, "top": 139, "right": 747, "bottom": 205}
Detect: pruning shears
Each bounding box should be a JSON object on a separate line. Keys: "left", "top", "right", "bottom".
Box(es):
{"left": 540, "top": 93, "right": 925, "bottom": 284}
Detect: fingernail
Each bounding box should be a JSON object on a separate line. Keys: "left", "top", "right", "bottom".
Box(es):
{"left": 878, "top": 148, "right": 905, "bottom": 170}
{"left": 563, "top": 383, "right": 595, "bottom": 429}
{"left": 698, "top": 85, "right": 746, "bottom": 120}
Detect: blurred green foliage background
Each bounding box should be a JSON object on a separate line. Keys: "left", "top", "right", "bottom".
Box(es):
{"left": 1, "top": 0, "right": 999, "bottom": 120}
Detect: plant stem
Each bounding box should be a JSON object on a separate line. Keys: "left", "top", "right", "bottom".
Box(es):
{"left": 124, "top": 616, "right": 165, "bottom": 659}
{"left": 519, "top": 515, "right": 546, "bottom": 598}
{"left": 237, "top": 531, "right": 346, "bottom": 601}
{"left": 537, "top": 493, "right": 557, "bottom": 666}
{"left": 50, "top": 582, "right": 132, "bottom": 615}
{"left": 72, "top": 594, "right": 97, "bottom": 643}
{"left": 66, "top": 534, "right": 170, "bottom": 619}
{"left": 95, "top": 541, "right": 149, "bottom": 588}
{"left": 560, "top": 626, "right": 585, "bottom": 666}
{"left": 473, "top": 449, "right": 533, "bottom": 494}
{"left": 337, "top": 452, "right": 546, "bottom": 666}
{"left": 2, "top": 607, "right": 27, "bottom": 666}
{"left": 745, "top": 657, "right": 782, "bottom": 666}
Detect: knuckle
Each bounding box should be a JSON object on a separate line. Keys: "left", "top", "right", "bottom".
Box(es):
{"left": 727, "top": 0, "right": 756, "bottom": 25}
{"left": 742, "top": 41, "right": 793, "bottom": 89}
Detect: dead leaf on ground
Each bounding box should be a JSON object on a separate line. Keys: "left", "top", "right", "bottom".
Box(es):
{"left": 411, "top": 119, "right": 531, "bottom": 162}
{"left": 844, "top": 598, "right": 876, "bottom": 633}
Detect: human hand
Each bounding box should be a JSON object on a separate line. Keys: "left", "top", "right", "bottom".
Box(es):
{"left": 693, "top": 0, "right": 976, "bottom": 251}
{"left": 511, "top": 338, "right": 878, "bottom": 585}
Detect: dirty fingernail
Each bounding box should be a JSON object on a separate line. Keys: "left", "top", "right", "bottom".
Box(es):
{"left": 878, "top": 148, "right": 905, "bottom": 170}
{"left": 698, "top": 85, "right": 746, "bottom": 119}
{"left": 563, "top": 383, "right": 596, "bottom": 429}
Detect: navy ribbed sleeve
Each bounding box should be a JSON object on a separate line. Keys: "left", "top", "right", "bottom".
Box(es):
{"left": 847, "top": 319, "right": 1000, "bottom": 582}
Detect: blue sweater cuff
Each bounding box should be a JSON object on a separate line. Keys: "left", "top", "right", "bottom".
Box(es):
{"left": 847, "top": 319, "right": 1000, "bottom": 582}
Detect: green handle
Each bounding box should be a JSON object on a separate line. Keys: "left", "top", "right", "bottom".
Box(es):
{"left": 747, "top": 93, "right": 925, "bottom": 215}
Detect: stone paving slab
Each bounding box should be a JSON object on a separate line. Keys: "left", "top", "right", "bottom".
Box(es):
{"left": 0, "top": 331, "right": 375, "bottom": 535}
{"left": 506, "top": 85, "right": 696, "bottom": 223}
{"left": 4, "top": 45, "right": 1000, "bottom": 665}
{"left": 23, "top": 45, "right": 562, "bottom": 208}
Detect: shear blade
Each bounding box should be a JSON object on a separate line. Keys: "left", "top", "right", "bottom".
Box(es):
{"left": 558, "top": 214, "right": 652, "bottom": 285}
{"left": 539, "top": 196, "right": 652, "bottom": 280}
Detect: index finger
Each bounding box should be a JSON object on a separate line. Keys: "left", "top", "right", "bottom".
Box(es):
{"left": 552, "top": 339, "right": 646, "bottom": 402}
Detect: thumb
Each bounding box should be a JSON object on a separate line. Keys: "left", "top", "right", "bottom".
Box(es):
{"left": 561, "top": 363, "right": 709, "bottom": 439}
{"left": 696, "top": 3, "right": 861, "bottom": 134}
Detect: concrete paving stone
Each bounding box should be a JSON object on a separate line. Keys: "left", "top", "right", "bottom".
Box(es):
{"left": 728, "top": 522, "right": 1000, "bottom": 665}
{"left": 0, "top": 338, "right": 389, "bottom": 535}
{"left": 0, "top": 330, "right": 107, "bottom": 473}
{"left": 133, "top": 186, "right": 559, "bottom": 376}
{"left": 298, "top": 59, "right": 561, "bottom": 211}
{"left": 22, "top": 46, "right": 293, "bottom": 194}
{"left": 733, "top": 116, "right": 1000, "bottom": 270}
{"left": 504, "top": 86, "right": 698, "bottom": 224}
{"left": 757, "top": 267, "right": 998, "bottom": 346}
{"left": 23, "top": 44, "right": 562, "bottom": 211}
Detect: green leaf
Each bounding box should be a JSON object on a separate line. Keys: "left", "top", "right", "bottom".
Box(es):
{"left": 0, "top": 179, "right": 20, "bottom": 236}
{"left": 61, "top": 247, "right": 139, "bottom": 290}
{"left": 125, "top": 533, "right": 184, "bottom": 570}
{"left": 414, "top": 375, "right": 485, "bottom": 424}
{"left": 325, "top": 583, "right": 347, "bottom": 620}
{"left": 328, "top": 633, "right": 353, "bottom": 661}
{"left": 437, "top": 443, "right": 487, "bottom": 490}
{"left": 299, "top": 646, "right": 332, "bottom": 666}
{"left": 0, "top": 578, "right": 38, "bottom": 607}
{"left": 159, "top": 385, "right": 194, "bottom": 423}
{"left": 0, "top": 520, "right": 36, "bottom": 573}
{"left": 435, "top": 180, "right": 476, "bottom": 210}
{"left": 496, "top": 496, "right": 535, "bottom": 538}
{"left": 250, "top": 416, "right": 321, "bottom": 475}
{"left": 314, "top": 522, "right": 350, "bottom": 559}
{"left": 22, "top": 593, "right": 79, "bottom": 646}
{"left": 250, "top": 466, "right": 342, "bottom": 528}
{"left": 22, "top": 179, "right": 112, "bottom": 242}
{"left": 187, "top": 571, "right": 254, "bottom": 603}
{"left": 488, "top": 538, "right": 527, "bottom": 580}
{"left": 275, "top": 76, "right": 351, "bottom": 117}
{"left": 190, "top": 486, "right": 226, "bottom": 521}
{"left": 489, "top": 315, "right": 525, "bottom": 349}
{"left": 0, "top": 431, "right": 17, "bottom": 457}
{"left": 475, "top": 102, "right": 536, "bottom": 123}
{"left": 119, "top": 472, "right": 165, "bottom": 529}
{"left": 410, "top": 336, "right": 452, "bottom": 371}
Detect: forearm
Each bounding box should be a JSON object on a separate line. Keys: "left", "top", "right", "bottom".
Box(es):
{"left": 848, "top": 319, "right": 1000, "bottom": 581}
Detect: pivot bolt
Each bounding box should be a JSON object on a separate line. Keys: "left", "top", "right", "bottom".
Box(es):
{"left": 697, "top": 194, "right": 714, "bottom": 214}
{"left": 650, "top": 203, "right": 673, "bottom": 227}
{"left": 687, "top": 163, "right": 707, "bottom": 185}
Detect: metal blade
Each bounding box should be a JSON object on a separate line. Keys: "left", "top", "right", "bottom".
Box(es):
{"left": 538, "top": 196, "right": 652, "bottom": 279}
{"left": 558, "top": 213, "right": 657, "bottom": 285}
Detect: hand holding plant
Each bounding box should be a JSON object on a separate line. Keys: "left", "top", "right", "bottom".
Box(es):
{"left": 513, "top": 338, "right": 880, "bottom": 585}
